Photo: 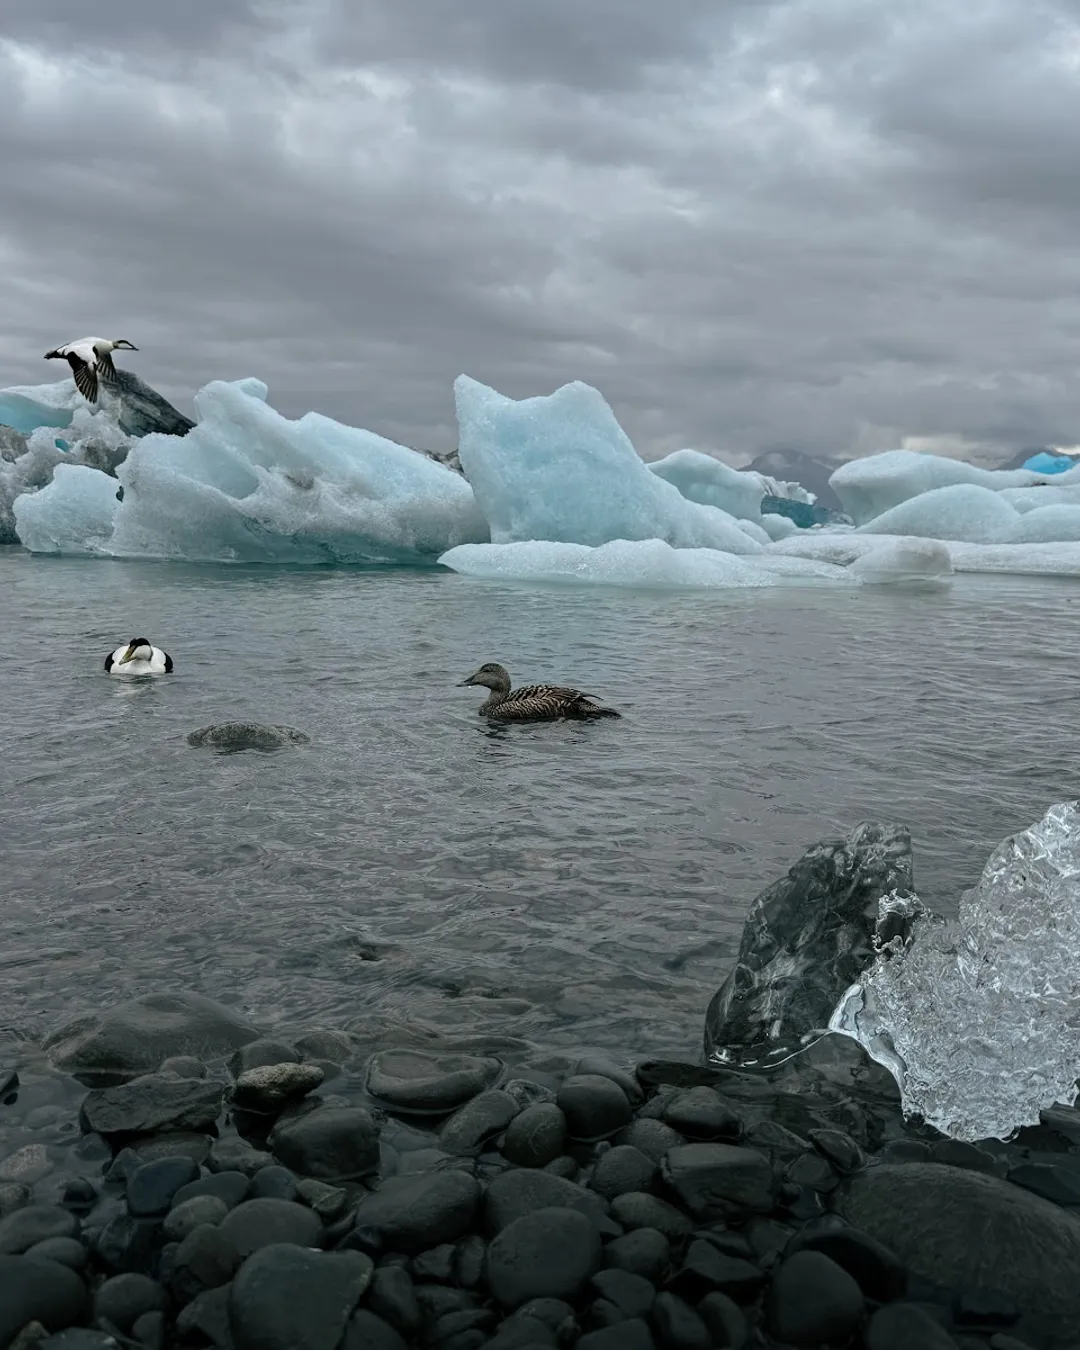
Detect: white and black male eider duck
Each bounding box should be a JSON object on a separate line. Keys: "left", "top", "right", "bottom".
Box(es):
{"left": 458, "top": 663, "right": 620, "bottom": 721}
{"left": 105, "top": 638, "right": 173, "bottom": 676}
{"left": 45, "top": 337, "right": 138, "bottom": 404}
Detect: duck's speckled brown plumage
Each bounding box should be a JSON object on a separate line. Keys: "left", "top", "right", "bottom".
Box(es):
{"left": 459, "top": 663, "right": 621, "bottom": 722}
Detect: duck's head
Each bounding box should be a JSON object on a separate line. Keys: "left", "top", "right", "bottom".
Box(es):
{"left": 111, "top": 339, "right": 138, "bottom": 351}
{"left": 458, "top": 662, "right": 510, "bottom": 692}
{"left": 117, "top": 638, "right": 153, "bottom": 664}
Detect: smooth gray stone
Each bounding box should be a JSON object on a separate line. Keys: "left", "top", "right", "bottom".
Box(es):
{"left": 209, "top": 1139, "right": 273, "bottom": 1177}
{"left": 577, "top": 1320, "right": 654, "bottom": 1350}
{"left": 228, "top": 1244, "right": 373, "bottom": 1350}
{"left": 269, "top": 1106, "right": 379, "bottom": 1181}
{"left": 366, "top": 1049, "right": 503, "bottom": 1115}
{"left": 127, "top": 1156, "right": 201, "bottom": 1216}
{"left": 765, "top": 1251, "right": 865, "bottom": 1346}
{"left": 438, "top": 1091, "right": 521, "bottom": 1155}
{"left": 80, "top": 1074, "right": 223, "bottom": 1136}
{"left": 163, "top": 1195, "right": 229, "bottom": 1242}
{"left": 661, "top": 1143, "right": 774, "bottom": 1219}
{"left": 502, "top": 1105, "right": 567, "bottom": 1169}
{"left": 367, "top": 1264, "right": 422, "bottom": 1336}
{"left": 609, "top": 1193, "right": 692, "bottom": 1242}
{"left": 556, "top": 1076, "right": 631, "bottom": 1142}
{"left": 93, "top": 1272, "right": 166, "bottom": 1332}
{"left": 603, "top": 1227, "right": 671, "bottom": 1283}
{"left": 486, "top": 1207, "right": 601, "bottom": 1309}
{"left": 173, "top": 1170, "right": 250, "bottom": 1210}
{"left": 840, "top": 1163, "right": 1080, "bottom": 1321}
{"left": 353, "top": 1172, "right": 481, "bottom": 1254}
{"left": 0, "top": 1205, "right": 78, "bottom": 1255}
{"left": 230, "top": 1038, "right": 301, "bottom": 1077}
{"left": 0, "top": 1256, "right": 87, "bottom": 1344}
{"left": 704, "top": 821, "right": 916, "bottom": 1062}
{"left": 589, "top": 1146, "right": 657, "bottom": 1200}
{"left": 44, "top": 991, "right": 259, "bottom": 1085}
{"left": 614, "top": 1119, "right": 684, "bottom": 1164}
{"left": 168, "top": 1224, "right": 241, "bottom": 1305}
{"left": 863, "top": 1302, "right": 960, "bottom": 1350}
{"left": 651, "top": 1292, "right": 710, "bottom": 1350}
{"left": 573, "top": 1057, "right": 644, "bottom": 1106}
{"left": 219, "top": 1198, "right": 322, "bottom": 1257}
{"left": 158, "top": 1056, "right": 207, "bottom": 1078}
{"left": 342, "top": 1309, "right": 407, "bottom": 1350}
{"left": 24, "top": 1238, "right": 87, "bottom": 1271}
{"left": 484, "top": 1169, "right": 609, "bottom": 1234}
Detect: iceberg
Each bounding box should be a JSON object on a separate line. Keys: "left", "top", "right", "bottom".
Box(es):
{"left": 847, "top": 537, "right": 953, "bottom": 586}
{"left": 1022, "top": 450, "right": 1075, "bottom": 475}
{"left": 439, "top": 538, "right": 853, "bottom": 589}
{"left": 831, "top": 801, "right": 1080, "bottom": 1141}
{"left": 454, "top": 376, "right": 762, "bottom": 554}
{"left": 14, "top": 379, "right": 488, "bottom": 564}
{"left": 646, "top": 449, "right": 813, "bottom": 523}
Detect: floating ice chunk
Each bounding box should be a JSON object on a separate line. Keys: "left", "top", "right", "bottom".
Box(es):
{"left": 647, "top": 449, "right": 812, "bottom": 522}
{"left": 849, "top": 538, "right": 953, "bottom": 586}
{"left": 1022, "top": 451, "right": 1075, "bottom": 474}
{"left": 16, "top": 379, "right": 488, "bottom": 564}
{"left": 0, "top": 379, "right": 78, "bottom": 435}
{"left": 1009, "top": 504, "right": 1080, "bottom": 543}
{"left": 454, "top": 376, "right": 761, "bottom": 554}
{"left": 947, "top": 541, "right": 1080, "bottom": 575}
{"left": 856, "top": 484, "right": 1018, "bottom": 543}
{"left": 829, "top": 450, "right": 1069, "bottom": 525}
{"left": 758, "top": 513, "right": 799, "bottom": 541}
{"left": 13, "top": 463, "right": 119, "bottom": 555}
{"left": 999, "top": 483, "right": 1080, "bottom": 512}
{"left": 831, "top": 800, "right": 1080, "bottom": 1141}
{"left": 439, "top": 538, "right": 852, "bottom": 589}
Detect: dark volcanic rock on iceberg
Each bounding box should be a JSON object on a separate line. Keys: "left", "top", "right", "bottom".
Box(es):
{"left": 44, "top": 991, "right": 260, "bottom": 1085}
{"left": 108, "top": 369, "right": 194, "bottom": 439}
{"left": 704, "top": 821, "right": 919, "bottom": 1064}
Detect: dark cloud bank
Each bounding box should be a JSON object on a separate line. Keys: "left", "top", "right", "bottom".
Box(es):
{"left": 2, "top": 0, "right": 1079, "bottom": 464}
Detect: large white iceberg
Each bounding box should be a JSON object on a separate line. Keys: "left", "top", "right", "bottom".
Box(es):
{"left": 14, "top": 379, "right": 488, "bottom": 565}
{"left": 454, "top": 376, "right": 761, "bottom": 555}
{"left": 647, "top": 449, "right": 813, "bottom": 523}
{"left": 831, "top": 800, "right": 1080, "bottom": 1141}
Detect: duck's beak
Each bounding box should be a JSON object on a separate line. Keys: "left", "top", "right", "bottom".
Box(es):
{"left": 117, "top": 643, "right": 138, "bottom": 665}
{"left": 457, "top": 674, "right": 476, "bottom": 686}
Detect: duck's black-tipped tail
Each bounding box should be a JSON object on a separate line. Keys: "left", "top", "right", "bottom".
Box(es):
{"left": 582, "top": 704, "right": 621, "bottom": 719}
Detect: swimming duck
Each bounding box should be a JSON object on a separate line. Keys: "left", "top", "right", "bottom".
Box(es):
{"left": 45, "top": 337, "right": 138, "bottom": 404}
{"left": 105, "top": 638, "right": 173, "bottom": 676}
{"left": 458, "top": 663, "right": 620, "bottom": 721}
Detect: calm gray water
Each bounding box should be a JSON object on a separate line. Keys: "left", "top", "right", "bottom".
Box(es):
{"left": 1, "top": 551, "right": 1077, "bottom": 1064}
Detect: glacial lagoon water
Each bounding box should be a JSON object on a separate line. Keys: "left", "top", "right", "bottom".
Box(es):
{"left": 2, "top": 550, "right": 1078, "bottom": 1065}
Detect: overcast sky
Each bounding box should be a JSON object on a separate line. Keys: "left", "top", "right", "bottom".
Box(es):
{"left": 3, "top": 1, "right": 1080, "bottom": 463}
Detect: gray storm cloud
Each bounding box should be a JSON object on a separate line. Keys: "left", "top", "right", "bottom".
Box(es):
{"left": 1, "top": 0, "right": 1078, "bottom": 463}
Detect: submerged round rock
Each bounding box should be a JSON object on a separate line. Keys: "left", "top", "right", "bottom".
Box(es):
{"left": 366, "top": 1049, "right": 503, "bottom": 1115}
{"left": 187, "top": 722, "right": 311, "bottom": 753}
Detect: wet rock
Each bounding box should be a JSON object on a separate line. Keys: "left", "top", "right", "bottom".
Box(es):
{"left": 228, "top": 1244, "right": 372, "bottom": 1350}
{"left": 220, "top": 1198, "right": 323, "bottom": 1257}
{"left": 863, "top": 1302, "right": 960, "bottom": 1349}
{"left": 0, "top": 1256, "right": 87, "bottom": 1345}
{"left": 609, "top": 1193, "right": 692, "bottom": 1242}
{"left": 92, "top": 1212, "right": 158, "bottom": 1274}
{"left": 168, "top": 1223, "right": 241, "bottom": 1305}
{"left": 295, "top": 1178, "right": 347, "bottom": 1222}
{"left": 230, "top": 1038, "right": 301, "bottom": 1077}
{"left": 704, "top": 821, "right": 914, "bottom": 1062}
{"left": 661, "top": 1088, "right": 741, "bottom": 1141}
{"left": 840, "top": 1163, "right": 1080, "bottom": 1320}
{"left": 439, "top": 1091, "right": 521, "bottom": 1155}
{"left": 250, "top": 1165, "right": 299, "bottom": 1201}
{"left": 269, "top": 1106, "right": 379, "bottom": 1181}
{"left": 412, "top": 1243, "right": 456, "bottom": 1282}
{"left": 697, "top": 1292, "right": 749, "bottom": 1349}
{"left": 234, "top": 1063, "right": 324, "bottom": 1114}
{"left": 666, "top": 1239, "right": 764, "bottom": 1304}
{"left": 578, "top": 1320, "right": 654, "bottom": 1350}
{"left": 650, "top": 1291, "right": 710, "bottom": 1350}
{"left": 126, "top": 1131, "right": 212, "bottom": 1167}
{"left": 808, "top": 1128, "right": 866, "bottom": 1175}
{"left": 557, "top": 1076, "right": 632, "bottom": 1142}
{"left": 294, "top": 1029, "right": 354, "bottom": 1067}
{"left": 615, "top": 1119, "right": 685, "bottom": 1164}
{"left": 44, "top": 991, "right": 259, "bottom": 1086}
{"left": 209, "top": 1138, "right": 273, "bottom": 1176}
{"left": 60, "top": 1180, "right": 97, "bottom": 1216}
{"left": 486, "top": 1315, "right": 558, "bottom": 1349}
{"left": 932, "top": 1140, "right": 1000, "bottom": 1176}
{"left": 126, "top": 1156, "right": 201, "bottom": 1216}
{"left": 368, "top": 1264, "right": 422, "bottom": 1336}
{"left": 743, "top": 1120, "right": 812, "bottom": 1160}
{"left": 173, "top": 1170, "right": 250, "bottom": 1210}
{"left": 484, "top": 1169, "right": 609, "bottom": 1234}
{"left": 788, "top": 1225, "right": 908, "bottom": 1301}
{"left": 574, "top": 1057, "right": 644, "bottom": 1106}
{"left": 163, "top": 1194, "right": 229, "bottom": 1241}
{"left": 785, "top": 1151, "right": 838, "bottom": 1192}
{"left": 174, "top": 1286, "right": 230, "bottom": 1345}
{"left": 661, "top": 1143, "right": 774, "bottom": 1219}
{"left": 342, "top": 1309, "right": 408, "bottom": 1350}
{"left": 544, "top": 1156, "right": 579, "bottom": 1181}
{"left": 187, "top": 722, "right": 310, "bottom": 752}
{"left": 589, "top": 1146, "right": 657, "bottom": 1200}
{"left": 353, "top": 1171, "right": 481, "bottom": 1254}
{"left": 502, "top": 1104, "right": 567, "bottom": 1168}
{"left": 1007, "top": 1160, "right": 1080, "bottom": 1205}
{"left": 603, "top": 1227, "right": 671, "bottom": 1282}
{"left": 26, "top": 1238, "right": 87, "bottom": 1271}
{"left": 0, "top": 1205, "right": 78, "bottom": 1254}
{"left": 158, "top": 1056, "right": 207, "bottom": 1078}
{"left": 93, "top": 1273, "right": 166, "bottom": 1332}
{"left": 79, "top": 1074, "right": 223, "bottom": 1136}
{"left": 366, "top": 1050, "right": 503, "bottom": 1115}
{"left": 590, "top": 1268, "right": 655, "bottom": 1319}
{"left": 0, "top": 1182, "right": 32, "bottom": 1217}
{"left": 455, "top": 1234, "right": 486, "bottom": 1290}
{"left": 486, "top": 1207, "right": 601, "bottom": 1309}
{"left": 502, "top": 1080, "right": 557, "bottom": 1110}
{"left": 765, "top": 1251, "right": 866, "bottom": 1346}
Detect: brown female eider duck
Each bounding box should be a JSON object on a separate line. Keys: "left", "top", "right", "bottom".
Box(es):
{"left": 458, "top": 663, "right": 620, "bottom": 721}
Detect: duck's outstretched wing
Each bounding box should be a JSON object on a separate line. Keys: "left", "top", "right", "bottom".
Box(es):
{"left": 95, "top": 349, "right": 118, "bottom": 385}
{"left": 70, "top": 357, "right": 99, "bottom": 403}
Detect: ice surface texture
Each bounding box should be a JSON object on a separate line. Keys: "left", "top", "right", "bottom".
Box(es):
{"left": 831, "top": 800, "right": 1080, "bottom": 1141}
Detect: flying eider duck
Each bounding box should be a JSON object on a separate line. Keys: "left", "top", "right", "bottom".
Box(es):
{"left": 458, "top": 663, "right": 621, "bottom": 721}
{"left": 45, "top": 337, "right": 138, "bottom": 404}
{"left": 105, "top": 638, "right": 173, "bottom": 676}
